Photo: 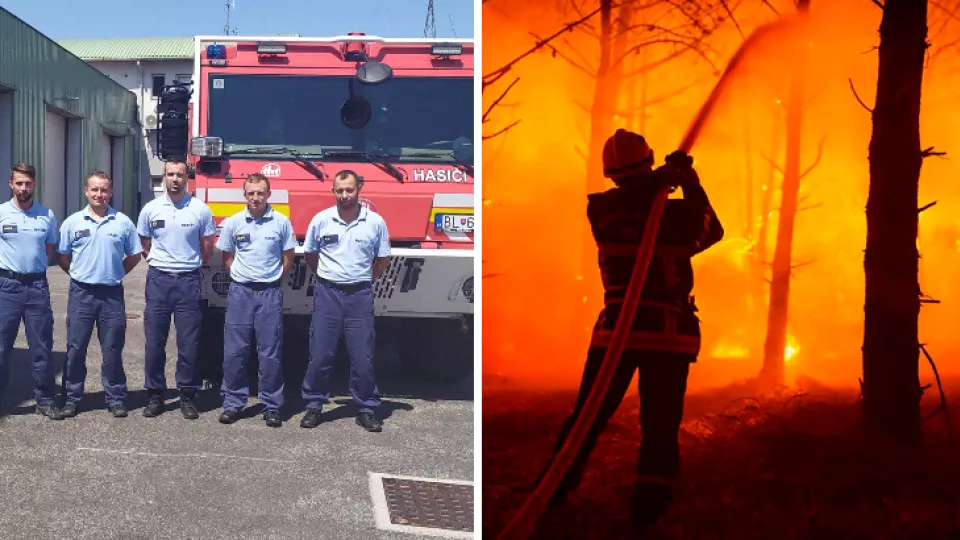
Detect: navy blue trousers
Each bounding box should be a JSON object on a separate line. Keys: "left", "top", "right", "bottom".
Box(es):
{"left": 143, "top": 267, "right": 202, "bottom": 392}
{"left": 221, "top": 281, "right": 284, "bottom": 412}
{"left": 0, "top": 276, "right": 56, "bottom": 405}
{"left": 62, "top": 280, "right": 127, "bottom": 406}
{"left": 302, "top": 280, "right": 380, "bottom": 414}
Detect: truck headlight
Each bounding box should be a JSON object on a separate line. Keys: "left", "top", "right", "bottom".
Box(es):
{"left": 191, "top": 137, "right": 223, "bottom": 158}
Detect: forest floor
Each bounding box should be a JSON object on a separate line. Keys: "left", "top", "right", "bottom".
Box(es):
{"left": 483, "top": 374, "right": 960, "bottom": 539}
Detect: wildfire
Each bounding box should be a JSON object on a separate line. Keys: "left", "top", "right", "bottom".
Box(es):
{"left": 785, "top": 334, "right": 800, "bottom": 363}
{"left": 709, "top": 333, "right": 800, "bottom": 363}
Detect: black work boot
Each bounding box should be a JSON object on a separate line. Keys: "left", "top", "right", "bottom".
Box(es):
{"left": 300, "top": 409, "right": 322, "bottom": 429}
{"left": 60, "top": 403, "right": 78, "bottom": 418}
{"left": 179, "top": 390, "right": 199, "bottom": 420}
{"left": 356, "top": 412, "right": 383, "bottom": 432}
{"left": 263, "top": 410, "right": 282, "bottom": 428}
{"left": 219, "top": 409, "right": 240, "bottom": 424}
{"left": 142, "top": 393, "right": 164, "bottom": 417}
{"left": 36, "top": 403, "right": 64, "bottom": 420}
{"left": 108, "top": 403, "right": 128, "bottom": 418}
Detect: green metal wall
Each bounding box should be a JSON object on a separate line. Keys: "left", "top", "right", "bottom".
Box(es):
{"left": 0, "top": 7, "right": 140, "bottom": 217}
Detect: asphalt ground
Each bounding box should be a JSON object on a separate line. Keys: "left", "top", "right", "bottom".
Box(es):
{"left": 0, "top": 263, "right": 474, "bottom": 540}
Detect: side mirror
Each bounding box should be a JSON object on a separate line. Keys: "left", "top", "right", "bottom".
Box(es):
{"left": 341, "top": 95, "right": 372, "bottom": 129}
{"left": 453, "top": 136, "right": 473, "bottom": 162}
{"left": 356, "top": 59, "right": 393, "bottom": 85}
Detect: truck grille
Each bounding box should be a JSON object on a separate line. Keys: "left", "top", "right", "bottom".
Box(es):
{"left": 373, "top": 256, "right": 406, "bottom": 300}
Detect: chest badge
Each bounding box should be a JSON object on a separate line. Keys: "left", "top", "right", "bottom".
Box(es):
{"left": 76, "top": 229, "right": 91, "bottom": 239}
{"left": 235, "top": 233, "right": 251, "bottom": 244}
{"left": 2, "top": 225, "right": 16, "bottom": 234}
{"left": 319, "top": 234, "right": 339, "bottom": 247}
{"left": 151, "top": 219, "right": 165, "bottom": 229}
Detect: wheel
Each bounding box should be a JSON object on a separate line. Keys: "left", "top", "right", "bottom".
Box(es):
{"left": 395, "top": 316, "right": 474, "bottom": 384}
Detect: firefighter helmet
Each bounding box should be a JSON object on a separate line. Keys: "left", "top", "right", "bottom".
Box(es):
{"left": 602, "top": 129, "right": 654, "bottom": 179}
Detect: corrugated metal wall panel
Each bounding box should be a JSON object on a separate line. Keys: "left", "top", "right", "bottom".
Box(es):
{"left": 0, "top": 7, "right": 141, "bottom": 220}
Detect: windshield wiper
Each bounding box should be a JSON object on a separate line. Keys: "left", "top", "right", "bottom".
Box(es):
{"left": 320, "top": 151, "right": 406, "bottom": 183}
{"left": 226, "top": 146, "right": 327, "bottom": 182}
{"left": 401, "top": 152, "right": 474, "bottom": 178}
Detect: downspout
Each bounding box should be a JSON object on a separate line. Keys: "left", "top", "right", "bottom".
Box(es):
{"left": 136, "top": 59, "right": 145, "bottom": 214}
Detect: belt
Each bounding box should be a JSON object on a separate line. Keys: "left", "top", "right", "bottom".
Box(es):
{"left": 233, "top": 279, "right": 281, "bottom": 291}
{"left": 71, "top": 278, "right": 121, "bottom": 289}
{"left": 150, "top": 267, "right": 200, "bottom": 277}
{"left": 316, "top": 278, "right": 371, "bottom": 293}
{"left": 0, "top": 268, "right": 46, "bottom": 281}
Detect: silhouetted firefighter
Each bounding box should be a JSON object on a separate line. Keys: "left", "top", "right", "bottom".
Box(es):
{"left": 538, "top": 129, "right": 724, "bottom": 531}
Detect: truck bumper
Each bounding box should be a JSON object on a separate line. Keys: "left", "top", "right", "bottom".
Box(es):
{"left": 199, "top": 247, "right": 474, "bottom": 318}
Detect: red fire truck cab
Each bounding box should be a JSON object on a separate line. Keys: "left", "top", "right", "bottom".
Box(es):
{"left": 155, "top": 34, "right": 474, "bottom": 384}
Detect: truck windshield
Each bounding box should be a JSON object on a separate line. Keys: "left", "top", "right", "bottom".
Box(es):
{"left": 206, "top": 74, "right": 473, "bottom": 164}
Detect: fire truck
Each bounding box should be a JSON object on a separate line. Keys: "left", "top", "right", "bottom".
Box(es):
{"left": 153, "top": 34, "right": 474, "bottom": 384}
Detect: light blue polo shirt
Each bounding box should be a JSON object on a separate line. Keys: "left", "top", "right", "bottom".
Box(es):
{"left": 136, "top": 193, "right": 216, "bottom": 272}
{"left": 304, "top": 205, "right": 391, "bottom": 283}
{"left": 58, "top": 207, "right": 142, "bottom": 285}
{"left": 0, "top": 199, "right": 58, "bottom": 274}
{"left": 216, "top": 205, "right": 297, "bottom": 283}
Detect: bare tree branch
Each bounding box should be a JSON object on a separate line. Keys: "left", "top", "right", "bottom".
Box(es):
{"left": 529, "top": 32, "right": 597, "bottom": 76}
{"left": 848, "top": 78, "right": 873, "bottom": 113}
{"left": 759, "top": 153, "right": 785, "bottom": 176}
{"left": 622, "top": 47, "right": 691, "bottom": 77}
{"left": 918, "top": 201, "right": 938, "bottom": 213}
{"left": 483, "top": 120, "right": 521, "bottom": 141}
{"left": 791, "top": 259, "right": 816, "bottom": 270}
{"left": 718, "top": 0, "right": 745, "bottom": 38}
{"left": 761, "top": 0, "right": 780, "bottom": 15}
{"left": 921, "top": 146, "right": 948, "bottom": 158}
{"left": 871, "top": 0, "right": 885, "bottom": 9}
{"left": 483, "top": 4, "right": 606, "bottom": 89}
{"left": 483, "top": 78, "right": 520, "bottom": 123}
{"left": 799, "top": 136, "right": 828, "bottom": 179}
{"left": 797, "top": 202, "right": 824, "bottom": 212}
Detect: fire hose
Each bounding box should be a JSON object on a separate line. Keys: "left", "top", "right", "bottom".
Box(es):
{"left": 494, "top": 18, "right": 791, "bottom": 539}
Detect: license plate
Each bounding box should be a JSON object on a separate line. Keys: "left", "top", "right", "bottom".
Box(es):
{"left": 436, "top": 214, "right": 474, "bottom": 233}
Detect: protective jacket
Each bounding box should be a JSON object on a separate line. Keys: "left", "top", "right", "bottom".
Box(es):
{"left": 586, "top": 178, "right": 723, "bottom": 357}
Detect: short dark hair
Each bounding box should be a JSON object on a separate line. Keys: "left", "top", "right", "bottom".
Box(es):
{"left": 244, "top": 173, "right": 271, "bottom": 191}
{"left": 10, "top": 162, "right": 35, "bottom": 182}
{"left": 86, "top": 170, "right": 112, "bottom": 188}
{"left": 333, "top": 169, "right": 363, "bottom": 189}
{"left": 164, "top": 160, "right": 188, "bottom": 172}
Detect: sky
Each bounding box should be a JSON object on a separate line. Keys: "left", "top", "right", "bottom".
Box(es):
{"left": 0, "top": 0, "right": 474, "bottom": 40}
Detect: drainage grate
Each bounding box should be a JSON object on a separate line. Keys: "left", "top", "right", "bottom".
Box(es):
{"left": 369, "top": 472, "right": 474, "bottom": 538}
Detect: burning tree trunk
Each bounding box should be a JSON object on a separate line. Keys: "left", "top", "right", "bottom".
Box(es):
{"left": 758, "top": 0, "right": 810, "bottom": 389}
{"left": 862, "top": 0, "right": 928, "bottom": 445}
{"left": 751, "top": 109, "right": 782, "bottom": 357}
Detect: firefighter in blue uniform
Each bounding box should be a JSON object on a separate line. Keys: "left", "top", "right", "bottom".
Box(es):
{"left": 301, "top": 169, "right": 391, "bottom": 432}
{"left": 57, "top": 171, "right": 142, "bottom": 418}
{"left": 216, "top": 173, "right": 296, "bottom": 428}
{"left": 0, "top": 163, "right": 63, "bottom": 420}
{"left": 137, "top": 160, "right": 217, "bottom": 419}
{"left": 539, "top": 129, "right": 724, "bottom": 530}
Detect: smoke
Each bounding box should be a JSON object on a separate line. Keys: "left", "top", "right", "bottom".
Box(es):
{"left": 483, "top": 0, "right": 960, "bottom": 391}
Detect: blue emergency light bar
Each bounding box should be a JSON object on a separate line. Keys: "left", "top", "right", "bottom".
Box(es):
{"left": 206, "top": 44, "right": 227, "bottom": 59}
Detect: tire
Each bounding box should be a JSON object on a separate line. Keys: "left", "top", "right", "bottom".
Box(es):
{"left": 395, "top": 316, "right": 474, "bottom": 384}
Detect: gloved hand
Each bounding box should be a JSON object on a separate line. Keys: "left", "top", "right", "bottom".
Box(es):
{"left": 665, "top": 150, "right": 694, "bottom": 169}
{"left": 658, "top": 150, "right": 699, "bottom": 189}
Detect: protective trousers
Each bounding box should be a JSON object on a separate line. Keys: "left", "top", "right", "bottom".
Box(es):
{"left": 0, "top": 276, "right": 56, "bottom": 406}
{"left": 143, "top": 267, "right": 202, "bottom": 392}
{"left": 549, "top": 347, "right": 691, "bottom": 499}
{"left": 221, "top": 281, "right": 284, "bottom": 412}
{"left": 62, "top": 280, "right": 127, "bottom": 406}
{"left": 302, "top": 280, "right": 381, "bottom": 414}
